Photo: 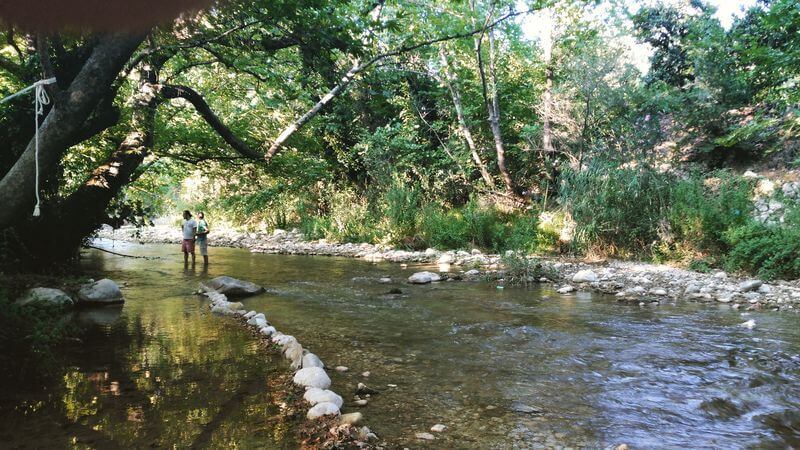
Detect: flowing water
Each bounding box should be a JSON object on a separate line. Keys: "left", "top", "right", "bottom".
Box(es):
{"left": 2, "top": 240, "right": 799, "bottom": 448}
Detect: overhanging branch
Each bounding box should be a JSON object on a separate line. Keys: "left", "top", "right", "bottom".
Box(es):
{"left": 264, "top": 7, "right": 531, "bottom": 161}
{"left": 156, "top": 83, "right": 261, "bottom": 160}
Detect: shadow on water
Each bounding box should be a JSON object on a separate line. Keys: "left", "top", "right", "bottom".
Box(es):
{"left": 1, "top": 239, "right": 798, "bottom": 448}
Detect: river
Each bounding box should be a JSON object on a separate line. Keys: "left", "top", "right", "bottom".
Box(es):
{"left": 1, "top": 240, "right": 799, "bottom": 448}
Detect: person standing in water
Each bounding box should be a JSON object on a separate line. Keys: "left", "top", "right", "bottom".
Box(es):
{"left": 181, "top": 210, "right": 197, "bottom": 265}
{"left": 196, "top": 211, "right": 210, "bottom": 265}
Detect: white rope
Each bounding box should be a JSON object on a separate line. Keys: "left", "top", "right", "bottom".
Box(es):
{"left": 0, "top": 77, "right": 57, "bottom": 217}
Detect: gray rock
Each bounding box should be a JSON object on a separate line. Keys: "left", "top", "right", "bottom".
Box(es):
{"left": 77, "top": 278, "right": 124, "bottom": 305}
{"left": 430, "top": 424, "right": 447, "bottom": 432}
{"left": 739, "top": 280, "right": 763, "bottom": 292}
{"left": 416, "top": 432, "right": 436, "bottom": 440}
{"left": 18, "top": 287, "right": 74, "bottom": 307}
{"left": 340, "top": 412, "right": 364, "bottom": 426}
{"left": 302, "top": 353, "right": 324, "bottom": 369}
{"left": 557, "top": 285, "right": 575, "bottom": 294}
{"left": 207, "top": 276, "right": 265, "bottom": 297}
{"left": 408, "top": 271, "right": 441, "bottom": 284}
{"left": 511, "top": 402, "right": 542, "bottom": 414}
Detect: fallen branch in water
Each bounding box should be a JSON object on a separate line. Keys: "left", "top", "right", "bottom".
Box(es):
{"left": 85, "top": 245, "right": 162, "bottom": 259}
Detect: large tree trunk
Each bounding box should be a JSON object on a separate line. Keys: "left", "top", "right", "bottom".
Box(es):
{"left": 439, "top": 47, "right": 495, "bottom": 188}
{"left": 0, "top": 33, "right": 146, "bottom": 229}
{"left": 19, "top": 62, "right": 159, "bottom": 261}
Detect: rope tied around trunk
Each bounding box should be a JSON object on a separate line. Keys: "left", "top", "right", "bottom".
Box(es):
{"left": 1, "top": 77, "right": 58, "bottom": 216}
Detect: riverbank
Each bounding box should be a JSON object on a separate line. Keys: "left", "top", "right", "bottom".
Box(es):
{"left": 97, "top": 224, "right": 800, "bottom": 312}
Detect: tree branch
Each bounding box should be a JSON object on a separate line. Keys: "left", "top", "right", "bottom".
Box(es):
{"left": 156, "top": 83, "right": 261, "bottom": 160}
{"left": 264, "top": 7, "right": 531, "bottom": 161}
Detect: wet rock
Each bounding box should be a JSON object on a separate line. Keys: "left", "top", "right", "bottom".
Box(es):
{"left": 557, "top": 285, "right": 575, "bottom": 294}
{"left": 283, "top": 342, "right": 304, "bottom": 362}
{"left": 302, "top": 353, "right": 324, "bottom": 369}
{"left": 303, "top": 388, "right": 343, "bottom": 408}
{"left": 210, "top": 304, "right": 234, "bottom": 315}
{"left": 356, "top": 382, "right": 379, "bottom": 395}
{"left": 572, "top": 270, "right": 598, "bottom": 283}
{"left": 243, "top": 310, "right": 257, "bottom": 319}
{"left": 416, "top": 432, "right": 436, "bottom": 440}
{"left": 511, "top": 402, "right": 542, "bottom": 414}
{"left": 77, "top": 278, "right": 124, "bottom": 305}
{"left": 306, "top": 401, "right": 340, "bottom": 419}
{"left": 260, "top": 326, "right": 276, "bottom": 336}
{"left": 18, "top": 287, "right": 74, "bottom": 307}
{"left": 293, "top": 367, "right": 332, "bottom": 390}
{"left": 247, "top": 313, "right": 268, "bottom": 328}
{"left": 206, "top": 276, "right": 265, "bottom": 297}
{"left": 341, "top": 412, "right": 364, "bottom": 426}
{"left": 408, "top": 271, "right": 442, "bottom": 284}
{"left": 378, "top": 277, "right": 392, "bottom": 284}
{"left": 361, "top": 371, "right": 371, "bottom": 377}
{"left": 335, "top": 366, "right": 349, "bottom": 373}
{"left": 464, "top": 269, "right": 481, "bottom": 277}
{"left": 430, "top": 424, "right": 447, "bottom": 432}
{"left": 354, "top": 399, "right": 368, "bottom": 406}
{"left": 740, "top": 319, "right": 756, "bottom": 329}
{"left": 739, "top": 279, "right": 763, "bottom": 292}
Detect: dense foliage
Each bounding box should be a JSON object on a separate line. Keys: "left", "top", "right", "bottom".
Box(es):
{"left": 1, "top": 0, "right": 799, "bottom": 279}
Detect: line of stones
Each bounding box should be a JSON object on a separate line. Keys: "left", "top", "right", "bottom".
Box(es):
{"left": 199, "top": 285, "right": 372, "bottom": 436}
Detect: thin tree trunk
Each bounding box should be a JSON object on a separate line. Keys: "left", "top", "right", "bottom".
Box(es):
{"left": 0, "top": 33, "right": 146, "bottom": 229}
{"left": 541, "top": 10, "right": 554, "bottom": 156}
{"left": 439, "top": 46, "right": 495, "bottom": 188}
{"left": 486, "top": 29, "right": 517, "bottom": 196}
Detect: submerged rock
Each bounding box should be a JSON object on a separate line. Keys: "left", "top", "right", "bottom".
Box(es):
{"left": 430, "top": 424, "right": 447, "bottom": 432}
{"left": 415, "top": 432, "right": 436, "bottom": 440}
{"left": 207, "top": 276, "right": 265, "bottom": 297}
{"left": 341, "top": 412, "right": 364, "bottom": 426}
{"left": 294, "top": 367, "right": 332, "bottom": 390}
{"left": 77, "top": 279, "right": 124, "bottom": 305}
{"left": 18, "top": 287, "right": 74, "bottom": 307}
{"left": 557, "top": 285, "right": 575, "bottom": 294}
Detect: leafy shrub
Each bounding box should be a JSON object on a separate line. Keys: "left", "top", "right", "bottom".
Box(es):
{"left": 381, "top": 181, "right": 423, "bottom": 246}
{"left": 496, "top": 253, "right": 557, "bottom": 286}
{"left": 723, "top": 220, "right": 800, "bottom": 280}
{"left": 668, "top": 171, "right": 753, "bottom": 252}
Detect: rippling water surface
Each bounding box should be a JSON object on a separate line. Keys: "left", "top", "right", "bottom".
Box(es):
{"left": 2, "top": 239, "right": 798, "bottom": 448}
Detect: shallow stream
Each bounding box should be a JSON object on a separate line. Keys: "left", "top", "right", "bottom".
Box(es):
{"left": 2, "top": 240, "right": 799, "bottom": 448}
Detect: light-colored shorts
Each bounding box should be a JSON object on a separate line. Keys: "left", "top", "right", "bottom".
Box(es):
{"left": 197, "top": 237, "right": 208, "bottom": 256}
{"left": 181, "top": 239, "right": 195, "bottom": 254}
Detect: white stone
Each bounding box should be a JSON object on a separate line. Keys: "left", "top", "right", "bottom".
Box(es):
{"left": 557, "top": 285, "right": 575, "bottom": 294}
{"left": 742, "top": 170, "right": 759, "bottom": 179}
{"left": 408, "top": 271, "right": 442, "bottom": 284}
{"left": 430, "top": 424, "right": 447, "bottom": 433}
{"left": 740, "top": 319, "right": 756, "bottom": 329}
{"left": 77, "top": 279, "right": 124, "bottom": 305}
{"left": 572, "top": 270, "right": 598, "bottom": 283}
{"left": 306, "top": 401, "right": 340, "bottom": 419}
{"left": 464, "top": 269, "right": 481, "bottom": 277}
{"left": 260, "top": 326, "right": 276, "bottom": 336}
{"left": 302, "top": 353, "right": 324, "bottom": 369}
{"left": 650, "top": 288, "right": 667, "bottom": 296}
{"left": 303, "top": 388, "right": 344, "bottom": 408}
{"left": 18, "top": 288, "right": 74, "bottom": 307}
{"left": 293, "top": 367, "right": 331, "bottom": 389}
{"left": 416, "top": 432, "right": 436, "bottom": 440}
{"left": 438, "top": 253, "right": 455, "bottom": 264}
{"left": 243, "top": 310, "right": 257, "bottom": 319}
{"left": 713, "top": 272, "right": 728, "bottom": 279}
{"left": 335, "top": 366, "right": 349, "bottom": 373}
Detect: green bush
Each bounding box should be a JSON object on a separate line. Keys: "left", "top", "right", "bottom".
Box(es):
{"left": 382, "top": 181, "right": 423, "bottom": 246}
{"left": 668, "top": 171, "right": 753, "bottom": 252}
{"left": 723, "top": 220, "right": 800, "bottom": 280}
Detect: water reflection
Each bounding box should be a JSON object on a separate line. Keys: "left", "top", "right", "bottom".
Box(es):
{"left": 1, "top": 240, "right": 798, "bottom": 448}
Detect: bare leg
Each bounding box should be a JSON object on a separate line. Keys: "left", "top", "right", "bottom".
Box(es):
{"left": 203, "top": 255, "right": 209, "bottom": 265}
